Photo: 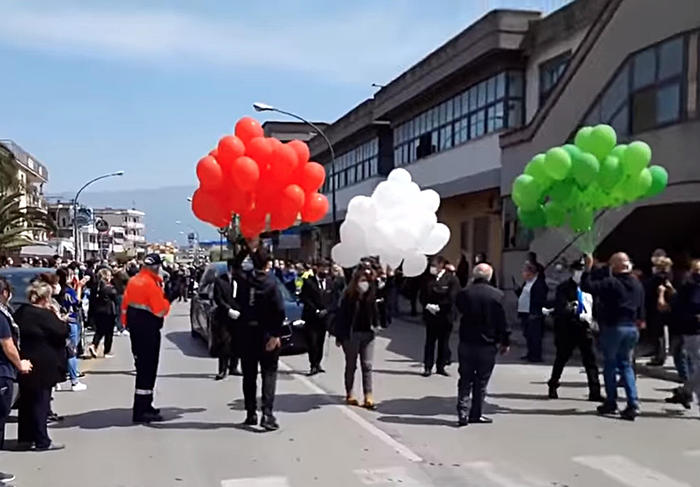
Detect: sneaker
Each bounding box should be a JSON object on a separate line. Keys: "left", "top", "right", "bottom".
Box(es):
{"left": 345, "top": 395, "right": 359, "bottom": 406}
{"left": 0, "top": 472, "right": 16, "bottom": 483}
{"left": 132, "top": 411, "right": 163, "bottom": 424}
{"left": 244, "top": 411, "right": 258, "bottom": 426}
{"left": 421, "top": 369, "right": 432, "bottom": 377}
{"left": 665, "top": 388, "right": 692, "bottom": 410}
{"left": 71, "top": 382, "right": 87, "bottom": 392}
{"left": 620, "top": 405, "right": 640, "bottom": 421}
{"left": 363, "top": 395, "right": 376, "bottom": 410}
{"left": 88, "top": 344, "right": 97, "bottom": 358}
{"left": 468, "top": 415, "right": 493, "bottom": 424}
{"left": 457, "top": 414, "right": 469, "bottom": 427}
{"left": 596, "top": 402, "right": 619, "bottom": 416}
{"left": 104, "top": 354, "right": 115, "bottom": 359}
{"left": 260, "top": 414, "right": 279, "bottom": 431}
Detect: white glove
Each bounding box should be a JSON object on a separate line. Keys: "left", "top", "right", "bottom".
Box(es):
{"left": 426, "top": 304, "right": 440, "bottom": 315}
{"left": 228, "top": 309, "right": 241, "bottom": 320}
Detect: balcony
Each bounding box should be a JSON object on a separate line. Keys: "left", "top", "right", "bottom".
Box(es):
{"left": 0, "top": 140, "right": 49, "bottom": 183}
{"left": 123, "top": 221, "right": 145, "bottom": 230}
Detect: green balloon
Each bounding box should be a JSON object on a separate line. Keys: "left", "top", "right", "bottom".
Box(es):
{"left": 571, "top": 152, "right": 600, "bottom": 188}
{"left": 609, "top": 144, "right": 628, "bottom": 160}
{"left": 622, "top": 140, "right": 652, "bottom": 175}
{"left": 630, "top": 168, "right": 652, "bottom": 199}
{"left": 512, "top": 174, "right": 541, "bottom": 211}
{"left": 598, "top": 155, "right": 623, "bottom": 191}
{"left": 548, "top": 179, "right": 574, "bottom": 203}
{"left": 543, "top": 201, "right": 566, "bottom": 227}
{"left": 518, "top": 206, "right": 546, "bottom": 229}
{"left": 544, "top": 147, "right": 572, "bottom": 180}
{"left": 562, "top": 144, "right": 583, "bottom": 160}
{"left": 569, "top": 207, "right": 594, "bottom": 233}
{"left": 589, "top": 124, "right": 617, "bottom": 161}
{"left": 524, "top": 154, "right": 553, "bottom": 188}
{"left": 645, "top": 165, "right": 668, "bottom": 197}
{"left": 574, "top": 126, "right": 594, "bottom": 154}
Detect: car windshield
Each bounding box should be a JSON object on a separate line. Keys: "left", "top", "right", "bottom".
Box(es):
{"left": 0, "top": 270, "right": 41, "bottom": 304}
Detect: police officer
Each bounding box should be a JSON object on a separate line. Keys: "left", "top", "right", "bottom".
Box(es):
{"left": 547, "top": 258, "right": 602, "bottom": 402}
{"left": 234, "top": 240, "right": 285, "bottom": 431}
{"left": 121, "top": 253, "right": 171, "bottom": 423}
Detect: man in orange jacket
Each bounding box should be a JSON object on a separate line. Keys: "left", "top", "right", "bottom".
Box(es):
{"left": 121, "top": 253, "right": 171, "bottom": 423}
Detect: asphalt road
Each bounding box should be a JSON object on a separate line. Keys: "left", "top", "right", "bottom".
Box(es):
{"left": 4, "top": 302, "right": 699, "bottom": 487}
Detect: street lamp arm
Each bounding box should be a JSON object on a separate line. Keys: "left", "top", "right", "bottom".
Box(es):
{"left": 74, "top": 173, "right": 122, "bottom": 203}
{"left": 269, "top": 108, "right": 335, "bottom": 162}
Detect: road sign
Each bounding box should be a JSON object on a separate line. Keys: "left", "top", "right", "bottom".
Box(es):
{"left": 95, "top": 218, "right": 110, "bottom": 233}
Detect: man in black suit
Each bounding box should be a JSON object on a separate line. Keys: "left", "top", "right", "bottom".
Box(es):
{"left": 212, "top": 260, "right": 242, "bottom": 380}
{"left": 300, "top": 263, "right": 333, "bottom": 376}
{"left": 420, "top": 256, "right": 460, "bottom": 377}
{"left": 455, "top": 263, "right": 510, "bottom": 426}
{"left": 515, "top": 260, "right": 549, "bottom": 362}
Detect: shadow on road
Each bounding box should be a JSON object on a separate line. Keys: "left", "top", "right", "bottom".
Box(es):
{"left": 50, "top": 407, "right": 206, "bottom": 430}
{"left": 228, "top": 393, "right": 345, "bottom": 413}
{"left": 84, "top": 369, "right": 216, "bottom": 380}
{"left": 165, "top": 331, "right": 211, "bottom": 358}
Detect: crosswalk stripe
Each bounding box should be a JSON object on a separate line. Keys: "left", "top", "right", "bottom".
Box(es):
{"left": 572, "top": 455, "right": 691, "bottom": 487}
{"left": 220, "top": 476, "right": 290, "bottom": 487}
{"left": 460, "top": 461, "right": 544, "bottom": 487}
{"left": 354, "top": 467, "right": 425, "bottom": 486}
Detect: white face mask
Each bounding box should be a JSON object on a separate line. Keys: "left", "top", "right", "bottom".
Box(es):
{"left": 572, "top": 270, "right": 583, "bottom": 284}
{"left": 241, "top": 257, "right": 254, "bottom": 272}
{"left": 357, "top": 281, "right": 370, "bottom": 294}
{"left": 377, "top": 280, "right": 386, "bottom": 290}
{"left": 53, "top": 284, "right": 61, "bottom": 295}
{"left": 429, "top": 266, "right": 439, "bottom": 276}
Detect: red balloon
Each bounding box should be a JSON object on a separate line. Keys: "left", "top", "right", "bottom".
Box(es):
{"left": 191, "top": 188, "right": 230, "bottom": 227}
{"left": 235, "top": 117, "right": 264, "bottom": 145}
{"left": 301, "top": 193, "right": 329, "bottom": 223}
{"left": 246, "top": 137, "right": 274, "bottom": 169}
{"left": 269, "top": 208, "right": 298, "bottom": 231}
{"left": 217, "top": 135, "right": 246, "bottom": 174}
{"left": 239, "top": 207, "right": 267, "bottom": 238}
{"left": 254, "top": 184, "right": 282, "bottom": 213}
{"left": 270, "top": 144, "right": 298, "bottom": 185}
{"left": 280, "top": 184, "right": 305, "bottom": 213}
{"left": 209, "top": 148, "right": 219, "bottom": 158}
{"left": 223, "top": 189, "right": 254, "bottom": 215}
{"left": 196, "top": 156, "right": 223, "bottom": 191}
{"left": 230, "top": 156, "right": 260, "bottom": 191}
{"left": 287, "top": 140, "right": 310, "bottom": 165}
{"left": 298, "top": 162, "right": 326, "bottom": 193}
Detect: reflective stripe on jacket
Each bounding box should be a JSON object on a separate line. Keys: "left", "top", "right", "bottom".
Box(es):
{"left": 121, "top": 269, "right": 170, "bottom": 327}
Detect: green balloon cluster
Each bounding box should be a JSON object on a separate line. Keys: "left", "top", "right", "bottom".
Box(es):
{"left": 511, "top": 124, "right": 669, "bottom": 233}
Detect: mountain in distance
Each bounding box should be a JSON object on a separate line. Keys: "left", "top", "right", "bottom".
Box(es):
{"left": 49, "top": 185, "right": 221, "bottom": 244}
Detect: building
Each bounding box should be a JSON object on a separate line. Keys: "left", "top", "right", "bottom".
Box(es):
{"left": 94, "top": 208, "right": 147, "bottom": 254}
{"left": 263, "top": 121, "right": 330, "bottom": 143}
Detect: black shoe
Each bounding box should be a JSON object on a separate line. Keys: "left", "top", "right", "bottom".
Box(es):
{"left": 588, "top": 391, "right": 604, "bottom": 402}
{"left": 47, "top": 412, "right": 64, "bottom": 423}
{"left": 13, "top": 442, "right": 33, "bottom": 452}
{"left": 436, "top": 369, "right": 450, "bottom": 377}
{"left": 457, "top": 414, "right": 469, "bottom": 427}
{"left": 148, "top": 405, "right": 161, "bottom": 415}
{"left": 317, "top": 366, "right": 326, "bottom": 373}
{"left": 548, "top": 385, "right": 558, "bottom": 399}
{"left": 620, "top": 406, "right": 640, "bottom": 421}
{"left": 308, "top": 367, "right": 319, "bottom": 377}
{"left": 229, "top": 368, "right": 243, "bottom": 376}
{"left": 421, "top": 369, "right": 432, "bottom": 377}
{"left": 260, "top": 414, "right": 279, "bottom": 431}
{"left": 244, "top": 411, "right": 258, "bottom": 426}
{"left": 665, "top": 389, "right": 692, "bottom": 409}
{"left": 34, "top": 442, "right": 65, "bottom": 451}
{"left": 597, "top": 402, "right": 619, "bottom": 416}
{"left": 468, "top": 416, "right": 493, "bottom": 424}
{"left": 0, "top": 472, "right": 15, "bottom": 483}
{"left": 214, "top": 372, "right": 227, "bottom": 381}
{"left": 133, "top": 411, "right": 163, "bottom": 424}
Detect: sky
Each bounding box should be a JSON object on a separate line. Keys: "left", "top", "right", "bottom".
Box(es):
{"left": 1, "top": 0, "right": 571, "bottom": 198}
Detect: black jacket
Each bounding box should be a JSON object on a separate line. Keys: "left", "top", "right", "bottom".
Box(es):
{"left": 236, "top": 270, "right": 285, "bottom": 339}
{"left": 515, "top": 274, "right": 548, "bottom": 316}
{"left": 300, "top": 275, "right": 334, "bottom": 326}
{"left": 14, "top": 304, "right": 69, "bottom": 390}
{"left": 420, "top": 271, "right": 460, "bottom": 321}
{"left": 332, "top": 294, "right": 378, "bottom": 341}
{"left": 456, "top": 279, "right": 509, "bottom": 346}
{"left": 553, "top": 279, "right": 589, "bottom": 329}
{"left": 93, "top": 281, "right": 118, "bottom": 316}
{"left": 211, "top": 273, "right": 241, "bottom": 357}
{"left": 671, "top": 277, "right": 700, "bottom": 335}
{"left": 581, "top": 270, "right": 645, "bottom": 327}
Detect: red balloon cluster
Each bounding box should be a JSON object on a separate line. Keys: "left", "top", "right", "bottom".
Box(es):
{"left": 191, "top": 117, "right": 329, "bottom": 238}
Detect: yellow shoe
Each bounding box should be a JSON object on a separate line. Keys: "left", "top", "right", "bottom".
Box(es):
{"left": 363, "top": 395, "right": 375, "bottom": 410}
{"left": 345, "top": 395, "right": 359, "bottom": 406}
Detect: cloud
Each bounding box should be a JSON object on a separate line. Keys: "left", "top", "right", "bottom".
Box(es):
{"left": 0, "top": 4, "right": 469, "bottom": 84}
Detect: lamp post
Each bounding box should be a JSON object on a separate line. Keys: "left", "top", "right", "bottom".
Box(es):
{"left": 253, "top": 102, "right": 339, "bottom": 243}
{"left": 73, "top": 171, "right": 124, "bottom": 262}
{"left": 176, "top": 220, "right": 200, "bottom": 264}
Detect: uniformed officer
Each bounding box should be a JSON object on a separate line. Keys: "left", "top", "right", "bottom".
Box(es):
{"left": 547, "top": 258, "right": 602, "bottom": 402}
{"left": 233, "top": 240, "right": 285, "bottom": 431}
{"left": 121, "top": 253, "right": 171, "bottom": 423}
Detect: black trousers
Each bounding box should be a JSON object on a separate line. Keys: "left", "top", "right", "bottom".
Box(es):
{"left": 218, "top": 356, "right": 240, "bottom": 374}
{"left": 93, "top": 312, "right": 116, "bottom": 355}
{"left": 457, "top": 342, "right": 496, "bottom": 419}
{"left": 305, "top": 321, "right": 326, "bottom": 369}
{"left": 647, "top": 316, "right": 667, "bottom": 363}
{"left": 424, "top": 316, "right": 451, "bottom": 371}
{"left": 0, "top": 377, "right": 13, "bottom": 449}
{"left": 548, "top": 323, "right": 601, "bottom": 395}
{"left": 17, "top": 385, "right": 51, "bottom": 448}
{"left": 241, "top": 327, "right": 279, "bottom": 416}
{"left": 130, "top": 321, "right": 161, "bottom": 414}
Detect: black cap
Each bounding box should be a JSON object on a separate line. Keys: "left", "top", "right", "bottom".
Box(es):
{"left": 143, "top": 253, "right": 163, "bottom": 266}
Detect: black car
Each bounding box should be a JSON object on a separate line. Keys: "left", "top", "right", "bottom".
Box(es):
{"left": 189, "top": 262, "right": 307, "bottom": 357}
{"left": 0, "top": 267, "right": 56, "bottom": 307}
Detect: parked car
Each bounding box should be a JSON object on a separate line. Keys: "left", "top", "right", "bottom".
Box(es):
{"left": 189, "top": 262, "right": 307, "bottom": 357}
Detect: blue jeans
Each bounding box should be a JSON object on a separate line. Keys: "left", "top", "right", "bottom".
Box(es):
{"left": 670, "top": 335, "right": 694, "bottom": 382}
{"left": 600, "top": 324, "right": 639, "bottom": 408}
{"left": 114, "top": 295, "right": 124, "bottom": 332}
{"left": 68, "top": 322, "right": 80, "bottom": 384}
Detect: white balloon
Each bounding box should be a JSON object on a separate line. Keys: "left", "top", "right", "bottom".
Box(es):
{"left": 379, "top": 248, "right": 403, "bottom": 268}
{"left": 340, "top": 219, "right": 368, "bottom": 257}
{"left": 372, "top": 181, "right": 404, "bottom": 209}
{"left": 347, "top": 195, "right": 377, "bottom": 222}
{"left": 331, "top": 243, "right": 362, "bottom": 268}
{"left": 387, "top": 168, "right": 412, "bottom": 184}
{"left": 419, "top": 189, "right": 441, "bottom": 213}
{"left": 419, "top": 223, "right": 451, "bottom": 255}
{"left": 402, "top": 252, "right": 428, "bottom": 277}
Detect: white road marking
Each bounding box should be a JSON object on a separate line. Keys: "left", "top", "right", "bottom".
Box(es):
{"left": 354, "top": 466, "right": 425, "bottom": 486}
{"left": 460, "top": 461, "right": 543, "bottom": 487}
{"left": 572, "top": 455, "right": 691, "bottom": 487}
{"left": 279, "top": 360, "right": 424, "bottom": 463}
{"left": 220, "top": 476, "right": 290, "bottom": 487}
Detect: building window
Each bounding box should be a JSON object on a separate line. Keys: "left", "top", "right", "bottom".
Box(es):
{"left": 539, "top": 51, "right": 571, "bottom": 106}
{"left": 393, "top": 70, "right": 524, "bottom": 166}
{"left": 582, "top": 33, "right": 688, "bottom": 136}
{"left": 321, "top": 137, "right": 379, "bottom": 194}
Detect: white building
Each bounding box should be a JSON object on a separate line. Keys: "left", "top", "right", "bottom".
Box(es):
{"left": 94, "top": 208, "right": 147, "bottom": 253}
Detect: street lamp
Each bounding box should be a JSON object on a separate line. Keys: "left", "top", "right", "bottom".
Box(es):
{"left": 73, "top": 171, "right": 124, "bottom": 262}
{"left": 253, "top": 102, "right": 339, "bottom": 243}
{"left": 176, "top": 220, "right": 200, "bottom": 264}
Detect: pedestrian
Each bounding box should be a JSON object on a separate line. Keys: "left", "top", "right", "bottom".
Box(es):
{"left": 455, "top": 263, "right": 510, "bottom": 426}
{"left": 582, "top": 252, "right": 645, "bottom": 420}
{"left": 456, "top": 252, "right": 470, "bottom": 288}
{"left": 515, "top": 260, "right": 548, "bottom": 363}
{"left": 88, "top": 268, "right": 118, "bottom": 359}
{"left": 13, "top": 280, "right": 68, "bottom": 450}
{"left": 56, "top": 268, "right": 87, "bottom": 392}
{"left": 112, "top": 265, "right": 130, "bottom": 336}
{"left": 333, "top": 268, "right": 379, "bottom": 409}
{"left": 644, "top": 254, "right": 675, "bottom": 366}
{"left": 376, "top": 268, "right": 389, "bottom": 328}
{"left": 234, "top": 241, "right": 284, "bottom": 431}
{"left": 122, "top": 254, "right": 171, "bottom": 423}
{"left": 300, "top": 262, "right": 333, "bottom": 376}
{"left": 546, "top": 258, "right": 602, "bottom": 401}
{"left": 212, "top": 259, "right": 242, "bottom": 380}
{"left": 420, "top": 256, "right": 460, "bottom": 377}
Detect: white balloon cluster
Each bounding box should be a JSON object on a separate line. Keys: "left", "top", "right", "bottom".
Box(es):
{"left": 331, "top": 168, "right": 451, "bottom": 277}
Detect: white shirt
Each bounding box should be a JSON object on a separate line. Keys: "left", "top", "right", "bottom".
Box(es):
{"left": 517, "top": 277, "right": 536, "bottom": 314}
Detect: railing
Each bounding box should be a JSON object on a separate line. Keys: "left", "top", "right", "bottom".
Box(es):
{"left": 0, "top": 140, "right": 49, "bottom": 182}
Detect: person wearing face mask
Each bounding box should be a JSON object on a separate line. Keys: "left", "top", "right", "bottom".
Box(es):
{"left": 582, "top": 252, "right": 645, "bottom": 421}
{"left": 420, "top": 256, "right": 460, "bottom": 377}
{"left": 334, "top": 269, "right": 379, "bottom": 409}
{"left": 300, "top": 263, "right": 333, "bottom": 376}
{"left": 211, "top": 259, "right": 242, "bottom": 380}
{"left": 547, "top": 258, "right": 601, "bottom": 402}
{"left": 644, "top": 255, "right": 675, "bottom": 366}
